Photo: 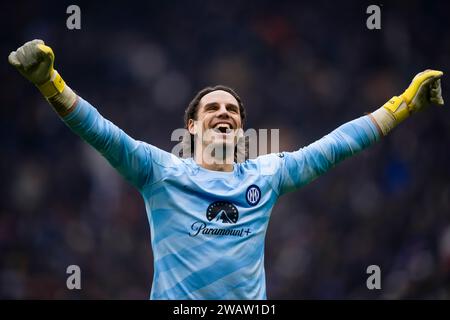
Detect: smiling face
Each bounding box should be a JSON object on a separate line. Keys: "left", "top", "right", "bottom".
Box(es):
{"left": 188, "top": 90, "right": 243, "bottom": 151}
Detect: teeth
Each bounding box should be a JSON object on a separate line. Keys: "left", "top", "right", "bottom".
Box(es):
{"left": 211, "top": 123, "right": 233, "bottom": 134}
{"left": 214, "top": 123, "right": 231, "bottom": 129}
{"left": 212, "top": 125, "right": 233, "bottom": 134}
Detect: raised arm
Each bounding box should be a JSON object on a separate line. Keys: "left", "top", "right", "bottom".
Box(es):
{"left": 276, "top": 70, "right": 444, "bottom": 195}
{"left": 8, "top": 39, "right": 154, "bottom": 190}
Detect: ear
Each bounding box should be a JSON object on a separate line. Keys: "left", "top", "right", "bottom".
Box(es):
{"left": 188, "top": 119, "right": 196, "bottom": 135}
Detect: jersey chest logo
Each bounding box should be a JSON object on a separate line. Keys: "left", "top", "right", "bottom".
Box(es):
{"left": 206, "top": 201, "right": 239, "bottom": 224}
{"left": 246, "top": 185, "right": 261, "bottom": 206}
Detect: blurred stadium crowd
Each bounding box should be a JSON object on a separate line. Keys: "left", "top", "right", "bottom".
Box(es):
{"left": 1, "top": 0, "right": 450, "bottom": 299}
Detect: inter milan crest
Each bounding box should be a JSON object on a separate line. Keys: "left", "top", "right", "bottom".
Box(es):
{"left": 246, "top": 185, "right": 261, "bottom": 206}
{"left": 206, "top": 201, "right": 239, "bottom": 224}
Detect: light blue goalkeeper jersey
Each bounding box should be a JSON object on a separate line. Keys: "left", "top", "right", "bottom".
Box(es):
{"left": 62, "top": 97, "right": 380, "bottom": 299}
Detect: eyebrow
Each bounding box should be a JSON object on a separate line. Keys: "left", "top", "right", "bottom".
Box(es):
{"left": 203, "top": 102, "right": 239, "bottom": 109}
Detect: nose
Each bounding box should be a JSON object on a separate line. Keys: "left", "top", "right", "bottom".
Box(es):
{"left": 216, "top": 104, "right": 230, "bottom": 118}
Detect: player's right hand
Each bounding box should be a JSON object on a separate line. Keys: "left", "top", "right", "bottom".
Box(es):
{"left": 8, "top": 39, "right": 55, "bottom": 86}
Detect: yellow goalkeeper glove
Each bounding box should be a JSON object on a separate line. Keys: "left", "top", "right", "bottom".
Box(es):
{"left": 8, "top": 39, "right": 77, "bottom": 114}
{"left": 371, "top": 69, "right": 444, "bottom": 135}
{"left": 383, "top": 69, "right": 444, "bottom": 122}
{"left": 8, "top": 39, "right": 66, "bottom": 99}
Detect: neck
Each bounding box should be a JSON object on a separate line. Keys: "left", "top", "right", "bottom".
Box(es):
{"left": 197, "top": 161, "right": 234, "bottom": 172}
{"left": 194, "top": 143, "right": 235, "bottom": 172}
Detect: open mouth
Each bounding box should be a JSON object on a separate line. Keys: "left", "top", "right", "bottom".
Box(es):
{"left": 212, "top": 123, "right": 233, "bottom": 134}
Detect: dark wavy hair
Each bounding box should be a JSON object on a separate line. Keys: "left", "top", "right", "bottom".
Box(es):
{"left": 181, "top": 85, "right": 248, "bottom": 162}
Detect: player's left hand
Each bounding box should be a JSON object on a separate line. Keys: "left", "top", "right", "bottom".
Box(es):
{"left": 401, "top": 69, "right": 444, "bottom": 112}
{"left": 382, "top": 69, "right": 444, "bottom": 122}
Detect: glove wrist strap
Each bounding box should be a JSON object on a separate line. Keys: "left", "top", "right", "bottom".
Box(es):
{"left": 37, "top": 70, "right": 66, "bottom": 98}
{"left": 382, "top": 95, "right": 410, "bottom": 123}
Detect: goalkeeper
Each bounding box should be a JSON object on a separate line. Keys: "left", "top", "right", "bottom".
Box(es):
{"left": 8, "top": 39, "right": 444, "bottom": 299}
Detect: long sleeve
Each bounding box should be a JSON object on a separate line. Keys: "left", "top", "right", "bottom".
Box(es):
{"left": 257, "top": 115, "right": 381, "bottom": 196}
{"left": 61, "top": 97, "right": 154, "bottom": 190}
